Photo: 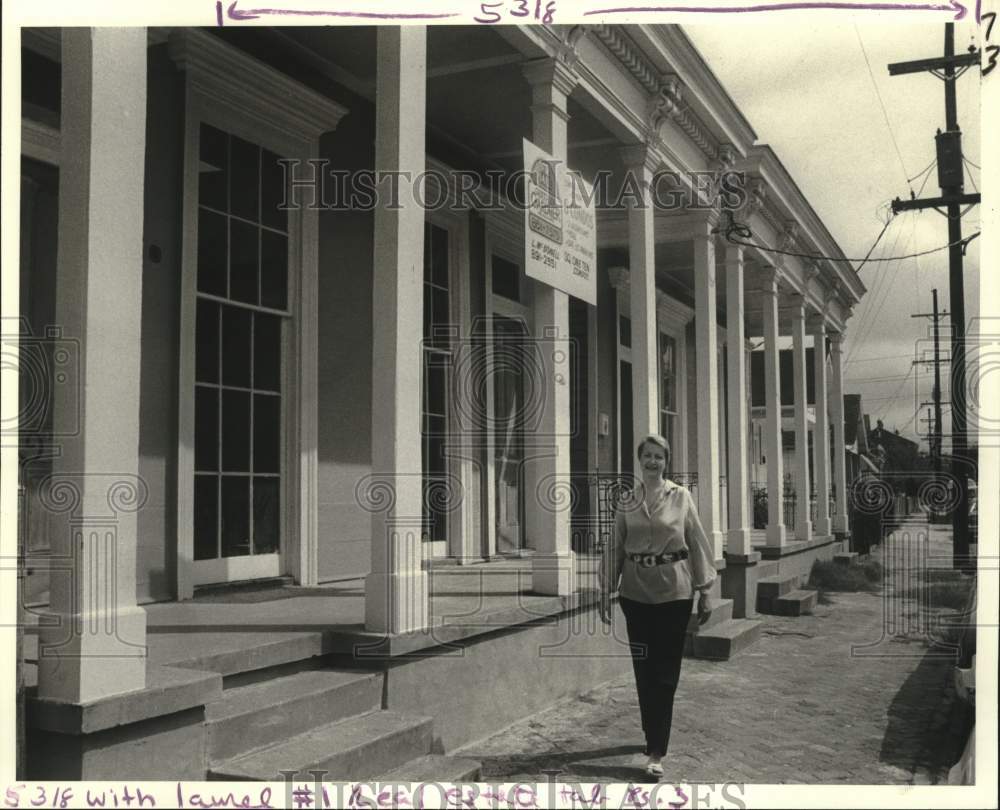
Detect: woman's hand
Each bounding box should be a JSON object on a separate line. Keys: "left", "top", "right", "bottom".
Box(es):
{"left": 598, "top": 592, "right": 613, "bottom": 626}
{"left": 697, "top": 590, "right": 712, "bottom": 625}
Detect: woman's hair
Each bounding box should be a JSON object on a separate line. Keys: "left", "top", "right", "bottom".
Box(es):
{"left": 636, "top": 434, "right": 671, "bottom": 478}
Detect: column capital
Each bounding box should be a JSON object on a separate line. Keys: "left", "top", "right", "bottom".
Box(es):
{"left": 723, "top": 242, "right": 744, "bottom": 265}
{"left": 619, "top": 142, "right": 662, "bottom": 175}
{"left": 690, "top": 208, "right": 721, "bottom": 240}
{"left": 780, "top": 294, "right": 808, "bottom": 319}
{"left": 829, "top": 330, "right": 845, "bottom": 349}
{"left": 522, "top": 57, "right": 579, "bottom": 97}
{"left": 607, "top": 265, "right": 630, "bottom": 293}
{"left": 807, "top": 314, "right": 828, "bottom": 335}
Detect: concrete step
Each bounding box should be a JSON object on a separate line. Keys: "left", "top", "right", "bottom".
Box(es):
{"left": 378, "top": 754, "right": 482, "bottom": 782}
{"left": 690, "top": 618, "right": 763, "bottom": 661}
{"left": 205, "top": 668, "right": 383, "bottom": 763}
{"left": 771, "top": 589, "right": 818, "bottom": 617}
{"left": 685, "top": 597, "right": 734, "bottom": 633}
{"left": 209, "top": 710, "right": 433, "bottom": 782}
{"left": 834, "top": 552, "right": 859, "bottom": 566}
{"left": 755, "top": 574, "right": 800, "bottom": 614}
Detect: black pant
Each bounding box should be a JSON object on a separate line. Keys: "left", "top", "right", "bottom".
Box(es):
{"left": 619, "top": 596, "right": 693, "bottom": 758}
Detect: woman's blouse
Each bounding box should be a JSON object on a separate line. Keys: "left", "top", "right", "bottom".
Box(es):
{"left": 600, "top": 480, "right": 717, "bottom": 604}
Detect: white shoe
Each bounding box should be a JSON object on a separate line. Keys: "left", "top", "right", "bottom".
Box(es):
{"left": 645, "top": 757, "right": 664, "bottom": 778}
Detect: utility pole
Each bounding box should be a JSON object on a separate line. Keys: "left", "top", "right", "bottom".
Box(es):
{"left": 889, "top": 23, "right": 980, "bottom": 573}
{"left": 911, "top": 290, "right": 948, "bottom": 473}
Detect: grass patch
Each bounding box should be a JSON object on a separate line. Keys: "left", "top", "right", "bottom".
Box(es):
{"left": 897, "top": 569, "right": 975, "bottom": 611}
{"left": 807, "top": 559, "right": 884, "bottom": 592}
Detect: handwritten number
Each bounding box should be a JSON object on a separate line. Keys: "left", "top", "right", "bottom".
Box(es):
{"left": 474, "top": 1, "right": 503, "bottom": 23}
{"left": 510, "top": 0, "right": 530, "bottom": 17}
{"left": 542, "top": 1, "right": 556, "bottom": 23}
{"left": 983, "top": 11, "right": 996, "bottom": 41}
{"left": 984, "top": 44, "right": 999, "bottom": 76}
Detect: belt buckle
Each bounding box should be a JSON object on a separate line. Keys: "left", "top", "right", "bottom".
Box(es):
{"left": 641, "top": 554, "right": 656, "bottom": 568}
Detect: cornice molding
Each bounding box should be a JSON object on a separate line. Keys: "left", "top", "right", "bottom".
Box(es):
{"left": 168, "top": 29, "right": 349, "bottom": 143}
{"left": 656, "top": 289, "right": 695, "bottom": 324}
{"left": 591, "top": 25, "right": 661, "bottom": 95}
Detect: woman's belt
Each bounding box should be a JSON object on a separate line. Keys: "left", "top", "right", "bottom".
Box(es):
{"left": 627, "top": 549, "right": 689, "bottom": 568}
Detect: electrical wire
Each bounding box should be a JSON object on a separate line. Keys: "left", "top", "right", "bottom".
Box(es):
{"left": 855, "top": 25, "right": 912, "bottom": 192}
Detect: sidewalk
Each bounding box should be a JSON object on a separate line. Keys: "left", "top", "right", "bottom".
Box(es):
{"left": 456, "top": 524, "right": 973, "bottom": 784}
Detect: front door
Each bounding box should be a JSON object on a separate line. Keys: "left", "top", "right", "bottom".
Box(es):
{"left": 192, "top": 123, "right": 290, "bottom": 585}
{"left": 493, "top": 315, "right": 528, "bottom": 553}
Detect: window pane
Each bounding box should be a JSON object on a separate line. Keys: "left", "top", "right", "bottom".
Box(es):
{"left": 222, "top": 389, "right": 250, "bottom": 472}
{"left": 432, "top": 287, "right": 450, "bottom": 332}
{"left": 229, "top": 135, "right": 260, "bottom": 223}
{"left": 194, "top": 474, "right": 218, "bottom": 561}
{"left": 492, "top": 256, "right": 520, "bottom": 301}
{"left": 221, "top": 306, "right": 252, "bottom": 388}
{"left": 422, "top": 477, "right": 447, "bottom": 542}
{"left": 195, "top": 299, "right": 220, "bottom": 384}
{"left": 619, "top": 316, "right": 631, "bottom": 348}
{"left": 195, "top": 386, "right": 219, "bottom": 472}
{"left": 424, "top": 352, "right": 448, "bottom": 417}
{"left": 253, "top": 394, "right": 280, "bottom": 474}
{"left": 430, "top": 224, "right": 448, "bottom": 288}
{"left": 260, "top": 230, "right": 288, "bottom": 310}
{"left": 197, "top": 209, "right": 227, "bottom": 297}
{"left": 253, "top": 313, "right": 281, "bottom": 392}
{"left": 199, "top": 124, "right": 228, "bottom": 212}
{"left": 253, "top": 477, "right": 280, "bottom": 555}
{"left": 260, "top": 149, "right": 288, "bottom": 232}
{"left": 423, "top": 223, "right": 433, "bottom": 284}
{"left": 221, "top": 476, "right": 251, "bottom": 557}
{"left": 230, "top": 219, "right": 259, "bottom": 305}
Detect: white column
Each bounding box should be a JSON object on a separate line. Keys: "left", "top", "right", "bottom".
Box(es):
{"left": 620, "top": 145, "right": 659, "bottom": 454}
{"left": 724, "top": 247, "right": 752, "bottom": 555}
{"left": 760, "top": 272, "right": 787, "bottom": 547}
{"left": 523, "top": 58, "right": 577, "bottom": 595}
{"left": 811, "top": 317, "right": 833, "bottom": 536}
{"left": 37, "top": 28, "right": 149, "bottom": 703}
{"left": 830, "top": 332, "right": 850, "bottom": 537}
{"left": 790, "top": 299, "right": 813, "bottom": 542}
{"left": 365, "top": 27, "right": 429, "bottom": 633}
{"left": 693, "top": 217, "right": 723, "bottom": 559}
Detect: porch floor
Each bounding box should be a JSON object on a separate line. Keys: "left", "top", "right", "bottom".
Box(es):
{"left": 23, "top": 556, "right": 604, "bottom": 683}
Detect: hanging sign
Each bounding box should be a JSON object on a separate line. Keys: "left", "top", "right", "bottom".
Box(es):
{"left": 523, "top": 138, "right": 597, "bottom": 307}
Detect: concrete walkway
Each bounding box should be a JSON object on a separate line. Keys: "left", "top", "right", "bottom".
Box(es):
{"left": 457, "top": 523, "right": 974, "bottom": 785}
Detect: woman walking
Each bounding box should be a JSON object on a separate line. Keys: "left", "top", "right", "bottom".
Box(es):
{"left": 599, "top": 434, "right": 716, "bottom": 779}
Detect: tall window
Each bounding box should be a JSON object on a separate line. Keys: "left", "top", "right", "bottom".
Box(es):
{"left": 422, "top": 222, "right": 451, "bottom": 543}
{"left": 193, "top": 123, "right": 288, "bottom": 562}
{"left": 659, "top": 332, "right": 678, "bottom": 457}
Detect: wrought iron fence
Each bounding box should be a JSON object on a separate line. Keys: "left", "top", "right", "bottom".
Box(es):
{"left": 750, "top": 481, "right": 796, "bottom": 529}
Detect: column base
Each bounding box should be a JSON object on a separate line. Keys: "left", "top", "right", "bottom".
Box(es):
{"left": 766, "top": 523, "right": 787, "bottom": 547}
{"left": 832, "top": 515, "right": 849, "bottom": 535}
{"left": 726, "top": 527, "right": 754, "bottom": 557}
{"left": 794, "top": 520, "right": 813, "bottom": 543}
{"left": 721, "top": 551, "right": 762, "bottom": 619}
{"left": 37, "top": 605, "right": 148, "bottom": 703}
{"left": 707, "top": 530, "right": 725, "bottom": 562}
{"left": 531, "top": 553, "right": 577, "bottom": 596}
{"left": 364, "top": 570, "right": 430, "bottom": 634}
{"left": 814, "top": 517, "right": 833, "bottom": 537}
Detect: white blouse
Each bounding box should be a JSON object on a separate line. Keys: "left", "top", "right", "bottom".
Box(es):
{"left": 600, "top": 480, "right": 717, "bottom": 604}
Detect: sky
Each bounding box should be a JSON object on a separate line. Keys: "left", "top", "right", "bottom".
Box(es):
{"left": 686, "top": 19, "right": 984, "bottom": 452}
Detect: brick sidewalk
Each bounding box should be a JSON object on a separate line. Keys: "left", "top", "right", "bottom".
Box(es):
{"left": 456, "top": 530, "right": 973, "bottom": 785}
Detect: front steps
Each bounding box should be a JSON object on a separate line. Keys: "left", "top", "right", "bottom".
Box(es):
{"left": 685, "top": 597, "right": 763, "bottom": 661}
{"left": 206, "top": 665, "right": 481, "bottom": 782}
{"left": 756, "top": 575, "right": 818, "bottom": 616}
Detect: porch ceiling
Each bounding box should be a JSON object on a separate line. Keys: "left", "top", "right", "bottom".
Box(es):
{"left": 270, "top": 26, "right": 626, "bottom": 177}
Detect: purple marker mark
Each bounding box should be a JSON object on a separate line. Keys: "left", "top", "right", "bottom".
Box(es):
{"left": 216, "top": 0, "right": 224, "bottom": 25}
{"left": 226, "top": 0, "right": 460, "bottom": 20}
{"left": 584, "top": 0, "right": 968, "bottom": 19}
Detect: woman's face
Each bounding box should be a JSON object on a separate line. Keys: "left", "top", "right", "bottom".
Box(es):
{"left": 638, "top": 442, "right": 667, "bottom": 478}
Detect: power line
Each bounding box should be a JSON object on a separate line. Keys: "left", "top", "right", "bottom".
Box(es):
{"left": 855, "top": 25, "right": 912, "bottom": 191}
